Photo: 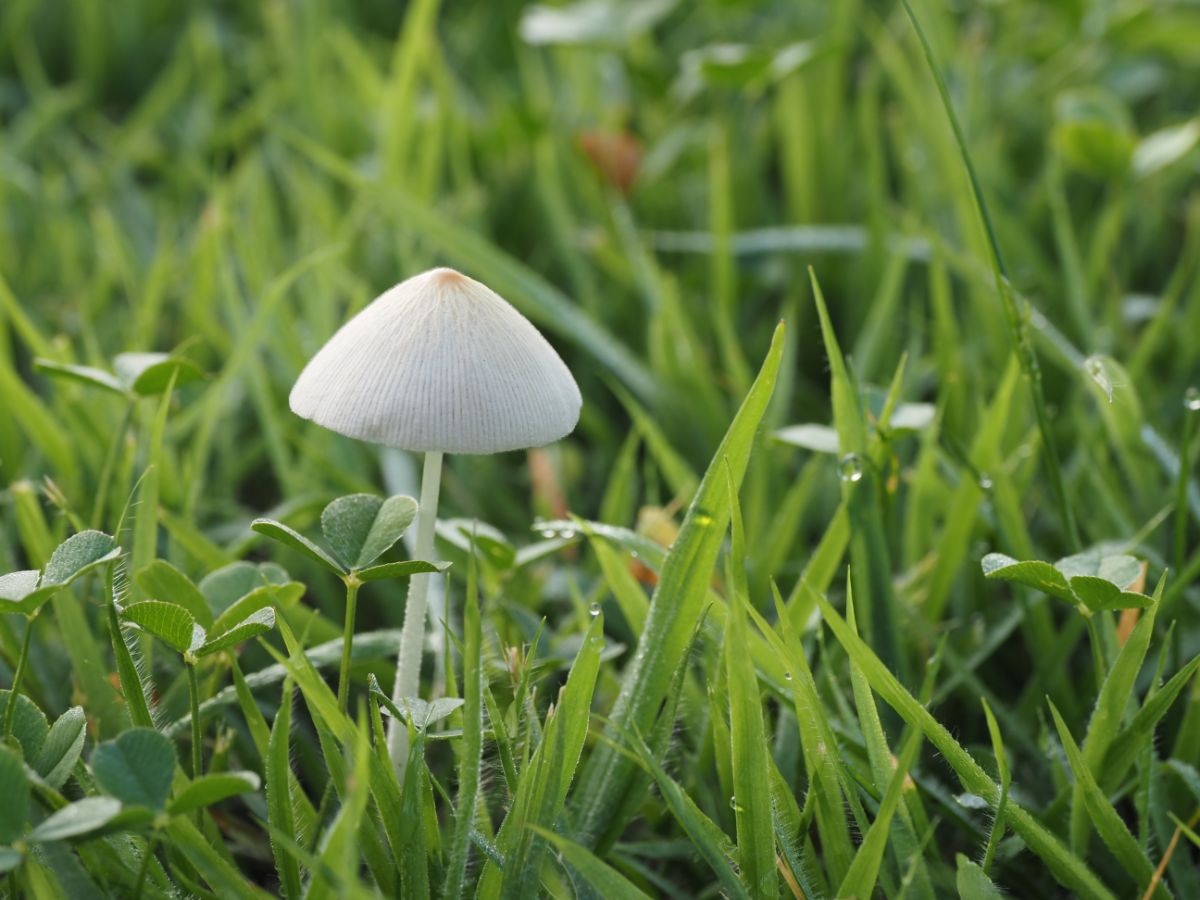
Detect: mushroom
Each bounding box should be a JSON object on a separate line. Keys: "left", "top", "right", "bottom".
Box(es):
{"left": 289, "top": 266, "right": 581, "bottom": 763}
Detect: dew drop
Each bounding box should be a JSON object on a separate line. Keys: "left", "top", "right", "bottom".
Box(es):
{"left": 839, "top": 454, "right": 863, "bottom": 483}
{"left": 538, "top": 528, "right": 557, "bottom": 539}
{"left": 1185, "top": 387, "right": 1200, "bottom": 412}
{"left": 1084, "top": 355, "right": 1113, "bottom": 403}
{"left": 588, "top": 601, "right": 601, "bottom": 617}
{"left": 730, "top": 796, "right": 744, "bottom": 812}
{"left": 784, "top": 671, "right": 793, "bottom": 681}
{"left": 978, "top": 474, "right": 993, "bottom": 491}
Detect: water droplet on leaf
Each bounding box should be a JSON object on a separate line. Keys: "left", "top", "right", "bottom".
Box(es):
{"left": 978, "top": 474, "right": 993, "bottom": 490}
{"left": 839, "top": 454, "right": 863, "bottom": 483}
{"left": 1185, "top": 387, "right": 1200, "bottom": 411}
{"left": 588, "top": 602, "right": 601, "bottom": 617}
{"left": 1085, "top": 355, "right": 1113, "bottom": 403}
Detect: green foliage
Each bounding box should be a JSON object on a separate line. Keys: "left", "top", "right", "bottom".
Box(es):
{"left": 91, "top": 729, "right": 177, "bottom": 811}
{"left": 0, "top": 531, "right": 120, "bottom": 614}
{"left": 3, "top": 0, "right": 1200, "bottom": 896}
{"left": 35, "top": 706, "right": 88, "bottom": 789}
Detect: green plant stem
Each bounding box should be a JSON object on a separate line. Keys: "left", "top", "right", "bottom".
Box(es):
{"left": 898, "top": 0, "right": 1080, "bottom": 550}
{"left": 2, "top": 613, "right": 36, "bottom": 740}
{"left": 1175, "top": 407, "right": 1195, "bottom": 574}
{"left": 133, "top": 835, "right": 158, "bottom": 899}
{"left": 389, "top": 449, "right": 443, "bottom": 767}
{"left": 337, "top": 578, "right": 360, "bottom": 712}
{"left": 187, "top": 662, "right": 203, "bottom": 780}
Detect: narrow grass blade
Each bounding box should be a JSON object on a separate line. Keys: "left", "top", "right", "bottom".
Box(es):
{"left": 1071, "top": 580, "right": 1160, "bottom": 853}
{"left": 723, "top": 464, "right": 778, "bottom": 899}
{"left": 267, "top": 680, "right": 303, "bottom": 900}
{"left": 838, "top": 726, "right": 921, "bottom": 899}
{"left": 530, "top": 826, "right": 652, "bottom": 899}
{"left": 1048, "top": 701, "right": 1167, "bottom": 898}
{"left": 815, "top": 594, "right": 1115, "bottom": 900}
{"left": 1103, "top": 653, "right": 1200, "bottom": 791}
{"left": 845, "top": 582, "right": 934, "bottom": 899}
{"left": 753, "top": 585, "right": 854, "bottom": 887}
{"left": 130, "top": 371, "right": 176, "bottom": 604}
{"left": 897, "top": 0, "right": 1079, "bottom": 548}
{"left": 478, "top": 613, "right": 605, "bottom": 897}
{"left": 810, "top": 270, "right": 903, "bottom": 678}
{"left": 621, "top": 728, "right": 751, "bottom": 900}
{"left": 443, "top": 551, "right": 483, "bottom": 900}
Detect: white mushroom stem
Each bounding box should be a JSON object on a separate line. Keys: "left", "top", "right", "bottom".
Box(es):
{"left": 388, "top": 449, "right": 443, "bottom": 767}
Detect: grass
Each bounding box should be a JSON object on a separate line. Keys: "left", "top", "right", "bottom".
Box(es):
{"left": 2, "top": 0, "right": 1200, "bottom": 896}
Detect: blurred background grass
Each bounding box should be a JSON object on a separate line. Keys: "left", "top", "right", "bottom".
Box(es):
{"left": 3, "top": 0, "right": 1200, "bottom": 892}
{"left": 3, "top": 0, "right": 1197, "bottom": 530}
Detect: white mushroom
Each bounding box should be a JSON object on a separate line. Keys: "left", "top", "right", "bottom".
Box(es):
{"left": 290, "top": 266, "right": 581, "bottom": 764}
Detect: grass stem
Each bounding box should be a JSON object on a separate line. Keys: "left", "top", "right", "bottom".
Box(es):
{"left": 1, "top": 613, "right": 35, "bottom": 740}
{"left": 187, "top": 662, "right": 203, "bottom": 780}
{"left": 337, "top": 578, "right": 360, "bottom": 713}
{"left": 898, "top": 0, "right": 1080, "bottom": 549}
{"left": 1174, "top": 404, "right": 1196, "bottom": 573}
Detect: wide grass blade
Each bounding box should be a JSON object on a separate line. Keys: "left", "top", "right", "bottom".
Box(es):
{"left": 572, "top": 321, "right": 785, "bottom": 848}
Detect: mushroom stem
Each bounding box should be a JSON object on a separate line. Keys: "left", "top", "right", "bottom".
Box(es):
{"left": 388, "top": 449, "right": 443, "bottom": 766}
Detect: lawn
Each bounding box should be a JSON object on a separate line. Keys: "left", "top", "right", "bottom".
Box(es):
{"left": 2, "top": 0, "right": 1200, "bottom": 897}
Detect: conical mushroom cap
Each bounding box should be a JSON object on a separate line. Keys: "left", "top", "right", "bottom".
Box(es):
{"left": 289, "top": 268, "right": 581, "bottom": 454}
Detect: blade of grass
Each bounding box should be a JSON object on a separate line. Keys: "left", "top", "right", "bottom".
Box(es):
{"left": 572, "top": 322, "right": 785, "bottom": 848}
{"left": 267, "top": 679, "right": 303, "bottom": 900}
{"left": 810, "top": 269, "right": 904, "bottom": 679}
{"left": 530, "top": 827, "right": 652, "bottom": 899}
{"left": 443, "top": 550, "right": 482, "bottom": 900}
{"left": 815, "top": 592, "right": 1115, "bottom": 900}
{"left": 723, "top": 463, "right": 779, "bottom": 900}
{"left": 1048, "top": 701, "right": 1168, "bottom": 898}
{"left": 1070, "top": 578, "right": 1162, "bottom": 854}
{"left": 897, "top": 0, "right": 1080, "bottom": 549}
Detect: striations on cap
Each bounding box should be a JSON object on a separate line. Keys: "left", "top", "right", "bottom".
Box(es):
{"left": 289, "top": 268, "right": 582, "bottom": 454}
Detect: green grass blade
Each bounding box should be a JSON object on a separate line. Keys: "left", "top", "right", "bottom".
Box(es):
{"left": 837, "top": 727, "right": 922, "bottom": 899}
{"left": 896, "top": 0, "right": 1079, "bottom": 548}
{"left": 479, "top": 613, "right": 605, "bottom": 897}
{"left": 621, "top": 728, "right": 752, "bottom": 900}
{"left": 572, "top": 322, "right": 785, "bottom": 847}
{"left": 1103, "top": 653, "right": 1200, "bottom": 791}
{"left": 1048, "top": 701, "right": 1167, "bottom": 898}
{"left": 1071, "top": 582, "right": 1161, "bottom": 853}
{"left": 810, "top": 270, "right": 904, "bottom": 678}
{"left": 267, "top": 679, "right": 303, "bottom": 900}
{"left": 723, "top": 464, "right": 779, "bottom": 899}
{"left": 845, "top": 582, "right": 934, "bottom": 899}
{"left": 815, "top": 593, "right": 1115, "bottom": 900}
{"left": 443, "top": 551, "right": 482, "bottom": 900}
{"left": 530, "top": 827, "right": 652, "bottom": 900}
